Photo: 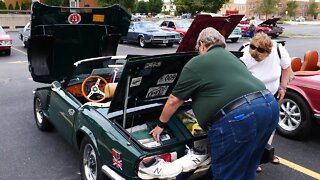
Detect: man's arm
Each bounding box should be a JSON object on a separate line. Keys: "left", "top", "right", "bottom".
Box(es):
{"left": 150, "top": 94, "right": 184, "bottom": 142}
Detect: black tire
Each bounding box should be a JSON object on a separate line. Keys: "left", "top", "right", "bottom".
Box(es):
{"left": 277, "top": 90, "right": 314, "bottom": 139}
{"left": 80, "top": 136, "right": 104, "bottom": 180}
{"left": 6, "top": 49, "right": 11, "bottom": 56}
{"left": 231, "top": 38, "right": 238, "bottom": 43}
{"left": 33, "top": 90, "right": 53, "bottom": 131}
{"left": 166, "top": 42, "right": 173, "bottom": 47}
{"left": 139, "top": 36, "right": 146, "bottom": 48}
{"left": 272, "top": 35, "right": 279, "bottom": 38}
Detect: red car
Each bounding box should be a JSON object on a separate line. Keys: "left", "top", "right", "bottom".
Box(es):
{"left": 277, "top": 52, "right": 320, "bottom": 139}
{"left": 159, "top": 20, "right": 191, "bottom": 37}
{"left": 0, "top": 26, "right": 12, "bottom": 55}
{"left": 238, "top": 17, "right": 284, "bottom": 38}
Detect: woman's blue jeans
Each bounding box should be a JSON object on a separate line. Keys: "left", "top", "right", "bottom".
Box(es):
{"left": 208, "top": 92, "right": 279, "bottom": 180}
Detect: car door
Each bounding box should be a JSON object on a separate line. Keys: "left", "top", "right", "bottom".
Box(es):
{"left": 127, "top": 23, "right": 137, "bottom": 42}
{"left": 48, "top": 82, "right": 81, "bottom": 143}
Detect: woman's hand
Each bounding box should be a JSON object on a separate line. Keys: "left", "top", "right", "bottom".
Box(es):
{"left": 150, "top": 126, "right": 164, "bottom": 142}
{"left": 277, "top": 88, "right": 286, "bottom": 101}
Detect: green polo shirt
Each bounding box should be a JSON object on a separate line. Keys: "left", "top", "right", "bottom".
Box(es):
{"left": 172, "top": 46, "right": 266, "bottom": 128}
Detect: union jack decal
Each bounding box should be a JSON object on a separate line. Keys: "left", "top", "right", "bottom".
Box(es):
{"left": 112, "top": 156, "right": 123, "bottom": 170}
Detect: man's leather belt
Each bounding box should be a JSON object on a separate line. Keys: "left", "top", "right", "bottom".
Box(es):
{"left": 207, "top": 89, "right": 271, "bottom": 127}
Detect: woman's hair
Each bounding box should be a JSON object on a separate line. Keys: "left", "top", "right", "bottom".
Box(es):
{"left": 195, "top": 27, "right": 226, "bottom": 50}
{"left": 251, "top": 32, "right": 273, "bottom": 54}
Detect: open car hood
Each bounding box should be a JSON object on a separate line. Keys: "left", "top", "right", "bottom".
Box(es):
{"left": 177, "top": 14, "right": 243, "bottom": 52}
{"left": 28, "top": 2, "right": 131, "bottom": 83}
{"left": 108, "top": 52, "right": 197, "bottom": 113}
{"left": 259, "top": 17, "right": 280, "bottom": 26}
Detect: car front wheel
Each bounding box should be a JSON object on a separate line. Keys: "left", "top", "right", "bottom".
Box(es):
{"left": 277, "top": 90, "right": 314, "bottom": 139}
{"left": 80, "top": 136, "right": 104, "bottom": 180}
{"left": 34, "top": 90, "right": 53, "bottom": 131}
{"left": 139, "top": 36, "right": 146, "bottom": 48}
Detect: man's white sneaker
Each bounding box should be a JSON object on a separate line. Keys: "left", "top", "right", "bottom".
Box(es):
{"left": 138, "top": 158, "right": 182, "bottom": 179}
{"left": 176, "top": 147, "right": 210, "bottom": 172}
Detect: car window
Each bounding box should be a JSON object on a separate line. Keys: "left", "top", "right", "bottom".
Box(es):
{"left": 168, "top": 22, "right": 175, "bottom": 28}
{"left": 175, "top": 21, "right": 191, "bottom": 28}
{"left": 135, "top": 22, "right": 158, "bottom": 29}
{"left": 160, "top": 21, "right": 167, "bottom": 27}
{"left": 0, "top": 26, "right": 5, "bottom": 35}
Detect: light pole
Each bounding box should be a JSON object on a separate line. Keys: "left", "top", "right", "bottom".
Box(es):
{"left": 285, "top": 10, "right": 288, "bottom": 21}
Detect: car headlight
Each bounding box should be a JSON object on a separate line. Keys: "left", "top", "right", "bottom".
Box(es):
{"left": 175, "top": 34, "right": 181, "bottom": 39}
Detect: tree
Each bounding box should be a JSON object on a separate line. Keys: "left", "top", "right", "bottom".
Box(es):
{"left": 308, "top": 2, "right": 319, "bottom": 20}
{"left": 8, "top": 4, "right": 14, "bottom": 10}
{"left": 254, "top": 0, "right": 279, "bottom": 19}
{"left": 286, "top": 1, "right": 298, "bottom": 20}
{"left": 137, "top": 1, "right": 148, "bottom": 14}
{"left": 148, "top": 0, "right": 163, "bottom": 15}
{"left": 44, "top": 0, "right": 64, "bottom": 6}
{"left": 15, "top": 1, "right": 20, "bottom": 10}
{"left": 0, "top": 1, "right": 6, "bottom": 10}
{"left": 175, "top": 0, "right": 228, "bottom": 16}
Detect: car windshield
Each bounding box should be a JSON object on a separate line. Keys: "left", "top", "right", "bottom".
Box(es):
{"left": 135, "top": 22, "right": 158, "bottom": 29}
{"left": 175, "top": 21, "right": 191, "bottom": 28}
{"left": 0, "top": 26, "right": 6, "bottom": 35}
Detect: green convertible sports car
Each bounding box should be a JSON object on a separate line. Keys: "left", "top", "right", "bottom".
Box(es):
{"left": 28, "top": 2, "right": 247, "bottom": 180}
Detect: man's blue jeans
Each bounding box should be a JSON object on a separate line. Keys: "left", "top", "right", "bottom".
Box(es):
{"left": 208, "top": 92, "right": 279, "bottom": 180}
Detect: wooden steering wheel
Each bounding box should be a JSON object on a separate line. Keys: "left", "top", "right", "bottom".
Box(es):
{"left": 81, "top": 76, "right": 108, "bottom": 102}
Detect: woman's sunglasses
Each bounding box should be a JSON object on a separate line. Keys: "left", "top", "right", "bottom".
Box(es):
{"left": 249, "top": 44, "right": 266, "bottom": 53}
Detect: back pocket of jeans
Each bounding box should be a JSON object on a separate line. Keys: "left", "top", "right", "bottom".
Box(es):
{"left": 228, "top": 112, "right": 257, "bottom": 143}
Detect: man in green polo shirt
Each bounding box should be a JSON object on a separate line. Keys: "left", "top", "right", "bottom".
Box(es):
{"left": 150, "top": 27, "right": 279, "bottom": 180}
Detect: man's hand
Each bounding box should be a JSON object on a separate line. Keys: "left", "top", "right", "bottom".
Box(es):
{"left": 150, "top": 126, "right": 164, "bottom": 142}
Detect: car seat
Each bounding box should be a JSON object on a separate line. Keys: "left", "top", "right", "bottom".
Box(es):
{"left": 104, "top": 83, "right": 118, "bottom": 99}
{"left": 291, "top": 57, "right": 302, "bottom": 72}
{"left": 301, "top": 50, "right": 319, "bottom": 71}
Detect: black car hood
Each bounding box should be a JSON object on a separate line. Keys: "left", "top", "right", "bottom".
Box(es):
{"left": 28, "top": 2, "right": 131, "bottom": 84}
{"left": 259, "top": 17, "right": 280, "bottom": 26}
{"left": 108, "top": 52, "right": 197, "bottom": 113}
{"left": 177, "top": 14, "right": 243, "bottom": 52}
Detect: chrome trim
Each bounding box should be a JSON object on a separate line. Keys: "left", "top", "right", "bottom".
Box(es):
{"left": 102, "top": 165, "right": 125, "bottom": 180}
{"left": 315, "top": 114, "right": 320, "bottom": 120}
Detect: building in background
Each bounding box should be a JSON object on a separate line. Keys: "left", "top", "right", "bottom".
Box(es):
{"left": 219, "top": 0, "right": 320, "bottom": 20}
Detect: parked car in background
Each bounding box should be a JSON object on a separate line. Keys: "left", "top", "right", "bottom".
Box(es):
{"left": 154, "top": 13, "right": 165, "bottom": 18}
{"left": 295, "top": 16, "right": 305, "bottom": 22}
{"left": 0, "top": 26, "right": 12, "bottom": 55}
{"left": 120, "top": 21, "right": 181, "bottom": 47}
{"left": 19, "top": 22, "right": 30, "bottom": 48}
{"left": 181, "top": 13, "right": 191, "bottom": 19}
{"left": 238, "top": 17, "right": 284, "bottom": 38}
{"left": 29, "top": 2, "right": 244, "bottom": 179}
{"left": 159, "top": 20, "right": 191, "bottom": 37}
{"left": 228, "top": 26, "right": 242, "bottom": 42}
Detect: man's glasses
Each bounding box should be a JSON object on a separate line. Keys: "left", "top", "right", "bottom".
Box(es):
{"left": 249, "top": 44, "right": 266, "bottom": 53}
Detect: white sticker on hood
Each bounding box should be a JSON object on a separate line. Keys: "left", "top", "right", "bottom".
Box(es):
{"left": 130, "top": 77, "right": 142, "bottom": 87}
{"left": 157, "top": 73, "right": 177, "bottom": 85}
{"left": 144, "top": 62, "right": 162, "bottom": 69}
{"left": 146, "top": 86, "right": 169, "bottom": 98}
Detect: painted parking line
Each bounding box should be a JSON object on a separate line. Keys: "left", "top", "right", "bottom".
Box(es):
{"left": 278, "top": 156, "right": 320, "bottom": 179}
{"left": 8, "top": 60, "right": 27, "bottom": 64}
{"left": 12, "top": 47, "right": 27, "bottom": 56}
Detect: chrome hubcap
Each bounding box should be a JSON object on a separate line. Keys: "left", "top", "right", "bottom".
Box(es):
{"left": 83, "top": 144, "right": 97, "bottom": 180}
{"left": 279, "top": 99, "right": 301, "bottom": 131}
{"left": 35, "top": 98, "right": 43, "bottom": 124}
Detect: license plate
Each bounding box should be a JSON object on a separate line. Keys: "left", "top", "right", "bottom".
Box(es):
{"left": 163, "top": 40, "right": 168, "bottom": 43}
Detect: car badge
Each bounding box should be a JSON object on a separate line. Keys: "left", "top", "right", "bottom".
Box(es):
{"left": 112, "top": 149, "right": 122, "bottom": 170}
{"left": 68, "top": 13, "right": 81, "bottom": 24}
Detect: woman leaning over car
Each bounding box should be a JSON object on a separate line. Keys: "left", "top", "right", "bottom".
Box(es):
{"left": 240, "top": 32, "right": 292, "bottom": 172}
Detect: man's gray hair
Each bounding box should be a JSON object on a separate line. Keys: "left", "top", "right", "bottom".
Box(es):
{"left": 195, "top": 27, "right": 226, "bottom": 50}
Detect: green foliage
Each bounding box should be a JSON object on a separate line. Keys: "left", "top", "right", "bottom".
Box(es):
{"left": 44, "top": 0, "right": 64, "bottom": 6}
{"left": 99, "top": 0, "right": 135, "bottom": 12}
{"left": 286, "top": 1, "right": 298, "bottom": 19}
{"left": 148, "top": 0, "right": 163, "bottom": 15}
{"left": 0, "top": 1, "right": 7, "bottom": 10}
{"left": 254, "top": 0, "right": 279, "bottom": 18}
{"left": 15, "top": 1, "right": 20, "bottom": 10}
{"left": 175, "top": 0, "right": 228, "bottom": 16}
{"left": 23, "top": 0, "right": 32, "bottom": 10}
{"left": 137, "top": 1, "right": 148, "bottom": 14}
{"left": 308, "top": 2, "right": 319, "bottom": 20}
{"left": 8, "top": 3, "right": 14, "bottom": 10}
